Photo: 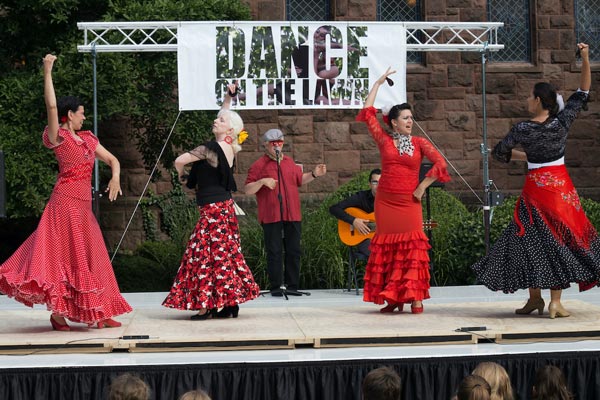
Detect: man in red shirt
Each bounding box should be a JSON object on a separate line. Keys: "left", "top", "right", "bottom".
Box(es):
{"left": 245, "top": 129, "right": 327, "bottom": 296}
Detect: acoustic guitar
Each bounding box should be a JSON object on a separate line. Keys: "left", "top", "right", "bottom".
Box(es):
{"left": 337, "top": 207, "right": 438, "bottom": 246}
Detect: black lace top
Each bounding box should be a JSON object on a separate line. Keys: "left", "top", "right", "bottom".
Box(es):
{"left": 492, "top": 91, "right": 589, "bottom": 164}
{"left": 186, "top": 141, "right": 236, "bottom": 206}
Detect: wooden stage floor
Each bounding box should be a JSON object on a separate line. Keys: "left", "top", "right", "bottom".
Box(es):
{"left": 1, "top": 286, "right": 600, "bottom": 355}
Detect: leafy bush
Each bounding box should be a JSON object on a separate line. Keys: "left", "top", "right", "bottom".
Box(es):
{"left": 112, "top": 241, "right": 182, "bottom": 292}
{"left": 0, "top": 0, "right": 252, "bottom": 218}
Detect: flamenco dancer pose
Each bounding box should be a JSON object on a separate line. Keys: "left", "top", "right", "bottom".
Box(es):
{"left": 357, "top": 68, "right": 450, "bottom": 314}
{"left": 162, "top": 83, "right": 260, "bottom": 320}
{"left": 0, "top": 54, "right": 132, "bottom": 330}
{"left": 472, "top": 43, "right": 600, "bottom": 319}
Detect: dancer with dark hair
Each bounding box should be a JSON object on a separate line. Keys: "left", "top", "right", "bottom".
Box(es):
{"left": 357, "top": 68, "right": 450, "bottom": 314}
{"left": 0, "top": 54, "right": 131, "bottom": 330}
{"left": 472, "top": 43, "right": 599, "bottom": 318}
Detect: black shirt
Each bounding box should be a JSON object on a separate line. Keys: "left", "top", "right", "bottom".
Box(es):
{"left": 329, "top": 190, "right": 375, "bottom": 225}
{"left": 187, "top": 141, "right": 236, "bottom": 206}
{"left": 493, "top": 91, "right": 589, "bottom": 164}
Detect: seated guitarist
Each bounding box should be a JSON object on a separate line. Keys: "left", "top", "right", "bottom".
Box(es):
{"left": 329, "top": 168, "right": 381, "bottom": 257}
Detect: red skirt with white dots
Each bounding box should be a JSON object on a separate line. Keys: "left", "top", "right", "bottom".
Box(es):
{"left": 0, "top": 192, "right": 132, "bottom": 324}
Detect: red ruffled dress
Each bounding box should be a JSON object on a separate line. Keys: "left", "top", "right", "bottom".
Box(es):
{"left": 356, "top": 107, "right": 451, "bottom": 305}
{"left": 0, "top": 127, "right": 132, "bottom": 324}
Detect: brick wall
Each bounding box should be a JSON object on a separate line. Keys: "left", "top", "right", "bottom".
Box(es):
{"left": 98, "top": 0, "right": 600, "bottom": 249}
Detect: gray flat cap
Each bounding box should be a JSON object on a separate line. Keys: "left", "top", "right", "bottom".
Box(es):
{"left": 262, "top": 128, "right": 284, "bottom": 142}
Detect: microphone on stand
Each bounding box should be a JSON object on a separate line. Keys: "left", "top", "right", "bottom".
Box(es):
{"left": 274, "top": 146, "right": 281, "bottom": 164}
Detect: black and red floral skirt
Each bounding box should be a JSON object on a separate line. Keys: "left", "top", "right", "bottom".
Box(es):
{"left": 162, "top": 199, "right": 260, "bottom": 311}
{"left": 473, "top": 165, "right": 600, "bottom": 293}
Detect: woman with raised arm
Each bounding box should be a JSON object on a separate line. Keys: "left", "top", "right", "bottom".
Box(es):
{"left": 356, "top": 68, "right": 450, "bottom": 314}
{"left": 0, "top": 54, "right": 132, "bottom": 330}
{"left": 162, "top": 83, "right": 259, "bottom": 320}
{"left": 472, "top": 43, "right": 599, "bottom": 319}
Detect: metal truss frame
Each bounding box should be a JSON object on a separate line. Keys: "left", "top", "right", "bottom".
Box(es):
{"left": 77, "top": 21, "right": 503, "bottom": 53}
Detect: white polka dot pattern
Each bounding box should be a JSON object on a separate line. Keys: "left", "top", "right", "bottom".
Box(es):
{"left": 0, "top": 127, "right": 132, "bottom": 324}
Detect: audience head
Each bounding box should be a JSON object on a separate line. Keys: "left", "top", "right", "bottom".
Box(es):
{"left": 472, "top": 362, "right": 514, "bottom": 400}
{"left": 108, "top": 373, "right": 150, "bottom": 400}
{"left": 454, "top": 374, "right": 491, "bottom": 400}
{"left": 362, "top": 366, "right": 402, "bottom": 400}
{"left": 532, "top": 365, "right": 573, "bottom": 400}
{"left": 179, "top": 389, "right": 212, "bottom": 400}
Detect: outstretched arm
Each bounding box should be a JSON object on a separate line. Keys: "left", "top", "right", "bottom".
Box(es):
{"left": 43, "top": 54, "right": 60, "bottom": 146}
{"left": 363, "top": 67, "right": 395, "bottom": 108}
{"left": 578, "top": 43, "right": 591, "bottom": 92}
{"left": 174, "top": 152, "right": 202, "bottom": 183}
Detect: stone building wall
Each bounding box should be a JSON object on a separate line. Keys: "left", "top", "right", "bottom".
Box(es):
{"left": 99, "top": 0, "right": 600, "bottom": 250}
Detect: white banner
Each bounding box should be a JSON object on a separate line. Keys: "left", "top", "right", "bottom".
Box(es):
{"left": 177, "top": 21, "right": 406, "bottom": 110}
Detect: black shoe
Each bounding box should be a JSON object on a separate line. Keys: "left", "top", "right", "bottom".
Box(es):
{"left": 216, "top": 305, "right": 239, "bottom": 318}
{"left": 270, "top": 290, "right": 283, "bottom": 297}
{"left": 190, "top": 308, "right": 216, "bottom": 320}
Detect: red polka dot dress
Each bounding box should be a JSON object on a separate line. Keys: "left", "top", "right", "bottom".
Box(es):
{"left": 0, "top": 127, "right": 132, "bottom": 324}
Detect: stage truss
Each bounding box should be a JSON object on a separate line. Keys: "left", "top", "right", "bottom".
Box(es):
{"left": 76, "top": 20, "right": 504, "bottom": 253}
{"left": 77, "top": 21, "right": 503, "bottom": 53}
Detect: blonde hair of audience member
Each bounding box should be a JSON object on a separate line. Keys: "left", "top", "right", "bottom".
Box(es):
{"left": 532, "top": 365, "right": 573, "bottom": 400}
{"left": 108, "top": 373, "right": 150, "bottom": 400}
{"left": 179, "top": 389, "right": 212, "bottom": 400}
{"left": 472, "top": 362, "right": 514, "bottom": 400}
{"left": 453, "top": 374, "right": 491, "bottom": 400}
{"left": 361, "top": 366, "right": 402, "bottom": 400}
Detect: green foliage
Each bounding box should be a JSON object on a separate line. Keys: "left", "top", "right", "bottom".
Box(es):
{"left": 140, "top": 171, "right": 198, "bottom": 247}
{"left": 0, "top": 0, "right": 252, "bottom": 217}
{"left": 112, "top": 241, "right": 182, "bottom": 292}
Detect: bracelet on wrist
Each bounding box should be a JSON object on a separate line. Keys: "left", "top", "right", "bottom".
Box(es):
{"left": 311, "top": 171, "right": 317, "bottom": 179}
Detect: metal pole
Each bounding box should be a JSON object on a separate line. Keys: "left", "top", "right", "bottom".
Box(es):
{"left": 480, "top": 41, "right": 492, "bottom": 255}
{"left": 92, "top": 43, "right": 100, "bottom": 218}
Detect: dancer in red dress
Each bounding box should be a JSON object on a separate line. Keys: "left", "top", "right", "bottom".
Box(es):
{"left": 0, "top": 54, "right": 132, "bottom": 330}
{"left": 357, "top": 68, "right": 450, "bottom": 314}
{"left": 162, "top": 83, "right": 260, "bottom": 320}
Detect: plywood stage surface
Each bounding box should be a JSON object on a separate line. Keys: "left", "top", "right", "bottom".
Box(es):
{"left": 1, "top": 288, "right": 600, "bottom": 355}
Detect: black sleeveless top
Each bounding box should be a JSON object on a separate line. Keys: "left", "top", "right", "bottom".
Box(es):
{"left": 186, "top": 141, "right": 237, "bottom": 206}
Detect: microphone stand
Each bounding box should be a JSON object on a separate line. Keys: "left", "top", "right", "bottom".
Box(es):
{"left": 267, "top": 148, "right": 310, "bottom": 299}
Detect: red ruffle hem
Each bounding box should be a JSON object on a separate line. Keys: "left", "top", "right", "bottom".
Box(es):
{"left": 363, "top": 230, "right": 431, "bottom": 305}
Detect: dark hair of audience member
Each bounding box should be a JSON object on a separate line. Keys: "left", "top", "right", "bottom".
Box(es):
{"left": 108, "top": 373, "right": 150, "bottom": 400}
{"left": 472, "top": 362, "right": 514, "bottom": 400}
{"left": 362, "top": 366, "right": 402, "bottom": 400}
{"left": 455, "top": 374, "right": 491, "bottom": 400}
{"left": 532, "top": 365, "right": 573, "bottom": 400}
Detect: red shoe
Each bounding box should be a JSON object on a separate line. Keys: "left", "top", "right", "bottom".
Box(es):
{"left": 411, "top": 303, "right": 424, "bottom": 314}
{"left": 50, "top": 315, "right": 70, "bottom": 331}
{"left": 380, "top": 303, "right": 403, "bottom": 313}
{"left": 97, "top": 318, "right": 122, "bottom": 329}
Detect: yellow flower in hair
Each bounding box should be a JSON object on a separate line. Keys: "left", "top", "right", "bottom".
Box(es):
{"left": 238, "top": 130, "right": 249, "bottom": 144}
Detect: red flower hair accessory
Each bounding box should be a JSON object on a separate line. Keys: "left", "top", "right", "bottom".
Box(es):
{"left": 60, "top": 116, "right": 68, "bottom": 124}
